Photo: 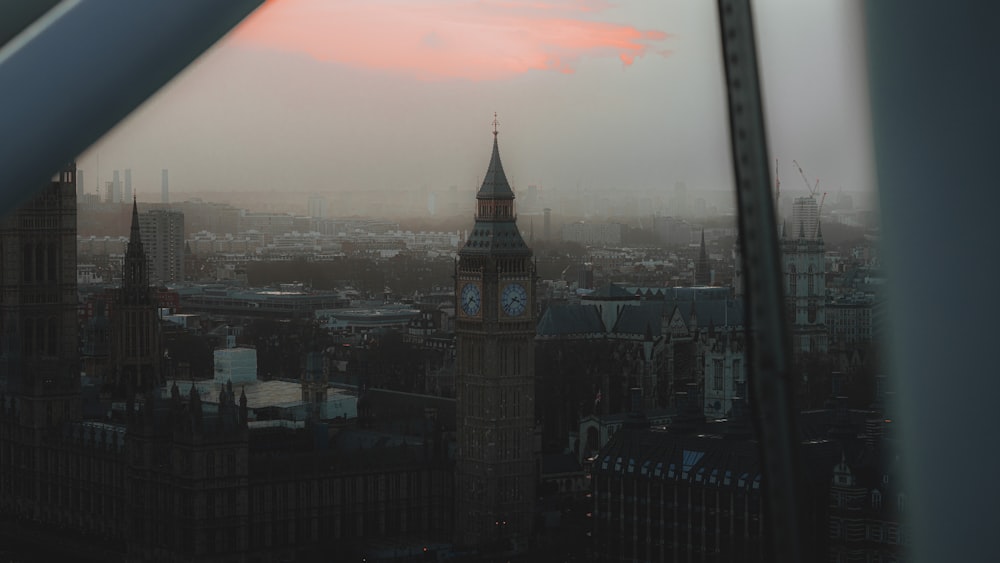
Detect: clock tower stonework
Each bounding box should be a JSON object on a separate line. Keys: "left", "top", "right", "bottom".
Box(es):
{"left": 455, "top": 123, "right": 536, "bottom": 551}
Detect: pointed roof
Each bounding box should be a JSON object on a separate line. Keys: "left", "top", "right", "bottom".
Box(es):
{"left": 583, "top": 283, "right": 638, "bottom": 300}
{"left": 460, "top": 122, "right": 530, "bottom": 257}
{"left": 476, "top": 135, "right": 515, "bottom": 200}
{"left": 536, "top": 304, "right": 605, "bottom": 338}
{"left": 816, "top": 220, "right": 823, "bottom": 239}
{"left": 129, "top": 195, "right": 142, "bottom": 246}
{"left": 120, "top": 196, "right": 151, "bottom": 298}
{"left": 695, "top": 229, "right": 711, "bottom": 285}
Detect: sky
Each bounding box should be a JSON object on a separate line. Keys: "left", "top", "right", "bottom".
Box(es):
{"left": 77, "top": 0, "right": 873, "bottom": 202}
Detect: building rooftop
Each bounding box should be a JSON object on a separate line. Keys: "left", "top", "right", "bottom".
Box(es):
{"left": 161, "top": 378, "right": 355, "bottom": 414}
{"left": 536, "top": 304, "right": 605, "bottom": 337}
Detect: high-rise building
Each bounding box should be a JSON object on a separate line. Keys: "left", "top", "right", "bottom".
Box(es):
{"left": 695, "top": 229, "right": 711, "bottom": 285}
{"left": 307, "top": 194, "right": 327, "bottom": 219}
{"left": 109, "top": 200, "right": 163, "bottom": 398}
{"left": 113, "top": 169, "right": 122, "bottom": 203}
{"left": 161, "top": 168, "right": 169, "bottom": 204}
{"left": 792, "top": 195, "right": 820, "bottom": 240}
{"left": 124, "top": 168, "right": 132, "bottom": 202}
{"left": 138, "top": 208, "right": 185, "bottom": 284}
{"left": 0, "top": 162, "right": 81, "bottom": 433}
{"left": 454, "top": 125, "right": 537, "bottom": 551}
{"left": 561, "top": 221, "right": 623, "bottom": 246}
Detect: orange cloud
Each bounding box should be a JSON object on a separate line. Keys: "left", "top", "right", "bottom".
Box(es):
{"left": 232, "top": 0, "right": 670, "bottom": 81}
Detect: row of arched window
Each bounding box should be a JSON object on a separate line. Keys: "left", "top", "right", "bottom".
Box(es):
{"left": 22, "top": 317, "right": 59, "bottom": 357}
{"left": 22, "top": 241, "right": 59, "bottom": 283}
{"left": 786, "top": 264, "right": 817, "bottom": 296}
{"left": 477, "top": 200, "right": 514, "bottom": 219}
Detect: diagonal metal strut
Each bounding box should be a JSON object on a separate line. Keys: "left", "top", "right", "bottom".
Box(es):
{"left": 717, "top": 1, "right": 802, "bottom": 561}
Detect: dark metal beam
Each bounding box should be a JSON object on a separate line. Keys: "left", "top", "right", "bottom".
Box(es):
{"left": 0, "top": 0, "right": 264, "bottom": 217}
{"left": 716, "top": 1, "right": 801, "bottom": 561}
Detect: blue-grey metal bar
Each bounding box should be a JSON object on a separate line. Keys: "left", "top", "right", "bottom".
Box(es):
{"left": 716, "top": 1, "right": 801, "bottom": 561}
{"left": 0, "top": 0, "right": 62, "bottom": 48}
{"left": 0, "top": 0, "right": 264, "bottom": 217}
{"left": 866, "top": 2, "right": 1000, "bottom": 561}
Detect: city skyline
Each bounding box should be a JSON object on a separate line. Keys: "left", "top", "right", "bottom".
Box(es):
{"left": 76, "top": 0, "right": 873, "bottom": 202}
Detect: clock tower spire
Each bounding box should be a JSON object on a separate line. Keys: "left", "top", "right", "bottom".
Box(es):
{"left": 454, "top": 119, "right": 536, "bottom": 552}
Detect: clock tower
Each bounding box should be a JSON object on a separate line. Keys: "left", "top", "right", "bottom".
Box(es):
{"left": 455, "top": 119, "right": 536, "bottom": 551}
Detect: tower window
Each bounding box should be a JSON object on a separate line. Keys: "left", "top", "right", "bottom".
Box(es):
{"left": 47, "top": 317, "right": 57, "bottom": 356}
{"left": 23, "top": 318, "right": 34, "bottom": 356}
{"left": 35, "top": 320, "right": 44, "bottom": 357}
{"left": 47, "top": 243, "right": 57, "bottom": 282}
{"left": 22, "top": 243, "right": 32, "bottom": 282}
{"left": 35, "top": 244, "right": 44, "bottom": 282}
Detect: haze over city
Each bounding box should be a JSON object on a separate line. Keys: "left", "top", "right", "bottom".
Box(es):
{"left": 1, "top": 1, "right": 940, "bottom": 561}
{"left": 77, "top": 0, "right": 874, "bottom": 207}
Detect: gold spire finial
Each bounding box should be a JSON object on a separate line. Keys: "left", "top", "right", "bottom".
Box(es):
{"left": 492, "top": 112, "right": 499, "bottom": 137}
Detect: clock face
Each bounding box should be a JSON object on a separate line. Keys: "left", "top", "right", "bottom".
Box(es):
{"left": 501, "top": 283, "right": 528, "bottom": 317}
{"left": 460, "top": 283, "right": 481, "bottom": 317}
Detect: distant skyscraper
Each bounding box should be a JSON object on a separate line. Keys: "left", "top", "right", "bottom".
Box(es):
{"left": 139, "top": 209, "right": 185, "bottom": 284}
{"left": 454, "top": 124, "right": 536, "bottom": 551}
{"left": 104, "top": 181, "right": 114, "bottom": 203}
{"left": 76, "top": 169, "right": 84, "bottom": 199}
{"left": 695, "top": 229, "right": 711, "bottom": 285}
{"left": 113, "top": 170, "right": 122, "bottom": 203}
{"left": 561, "top": 221, "right": 623, "bottom": 246}
{"left": 0, "top": 162, "right": 81, "bottom": 427}
{"left": 543, "top": 207, "right": 551, "bottom": 240}
{"left": 307, "top": 194, "right": 327, "bottom": 219}
{"left": 792, "top": 196, "right": 820, "bottom": 240}
{"left": 124, "top": 168, "right": 132, "bottom": 202}
{"left": 161, "top": 169, "right": 169, "bottom": 204}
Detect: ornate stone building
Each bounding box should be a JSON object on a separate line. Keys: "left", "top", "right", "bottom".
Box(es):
{"left": 590, "top": 407, "right": 860, "bottom": 563}
{"left": 454, "top": 124, "right": 537, "bottom": 550}
{"left": 0, "top": 162, "right": 82, "bottom": 521}
{"left": 109, "top": 199, "right": 163, "bottom": 399}
{"left": 1, "top": 165, "right": 455, "bottom": 561}
{"left": 782, "top": 196, "right": 828, "bottom": 354}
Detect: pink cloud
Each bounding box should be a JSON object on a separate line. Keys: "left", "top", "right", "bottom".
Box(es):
{"left": 232, "top": 0, "right": 670, "bottom": 81}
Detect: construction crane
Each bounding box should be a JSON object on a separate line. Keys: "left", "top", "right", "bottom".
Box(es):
{"left": 792, "top": 159, "right": 820, "bottom": 197}
{"left": 815, "top": 191, "right": 828, "bottom": 238}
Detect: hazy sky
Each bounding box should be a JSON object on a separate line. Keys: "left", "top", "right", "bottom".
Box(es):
{"left": 78, "top": 0, "right": 873, "bottom": 201}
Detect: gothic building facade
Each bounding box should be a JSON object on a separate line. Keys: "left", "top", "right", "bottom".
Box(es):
{"left": 590, "top": 406, "right": 896, "bottom": 563}
{"left": 782, "top": 196, "right": 828, "bottom": 354}
{"left": 454, "top": 126, "right": 537, "bottom": 550}
{"left": 1, "top": 165, "right": 455, "bottom": 561}
{"left": 0, "top": 162, "right": 82, "bottom": 521}
{"left": 109, "top": 199, "right": 163, "bottom": 399}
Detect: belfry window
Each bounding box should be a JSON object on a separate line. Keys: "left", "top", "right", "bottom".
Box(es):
{"left": 48, "top": 243, "right": 57, "bottom": 281}
{"left": 35, "top": 244, "right": 44, "bottom": 281}
{"left": 23, "top": 243, "right": 32, "bottom": 282}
